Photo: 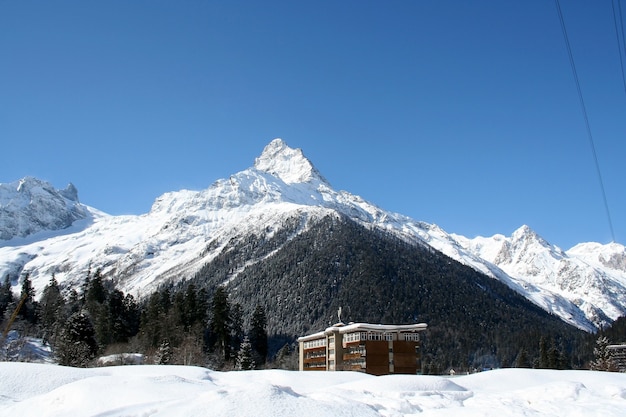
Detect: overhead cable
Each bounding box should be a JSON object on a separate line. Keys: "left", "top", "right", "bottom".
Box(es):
{"left": 554, "top": 0, "right": 616, "bottom": 242}
{"left": 612, "top": 0, "right": 626, "bottom": 95}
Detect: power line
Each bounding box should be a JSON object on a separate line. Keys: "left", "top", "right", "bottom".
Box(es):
{"left": 554, "top": 0, "right": 616, "bottom": 242}
{"left": 612, "top": 0, "right": 626, "bottom": 95}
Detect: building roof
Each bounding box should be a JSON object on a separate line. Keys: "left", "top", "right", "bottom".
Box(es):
{"left": 297, "top": 322, "right": 428, "bottom": 342}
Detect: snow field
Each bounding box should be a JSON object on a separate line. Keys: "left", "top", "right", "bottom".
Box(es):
{"left": 1, "top": 363, "right": 625, "bottom": 417}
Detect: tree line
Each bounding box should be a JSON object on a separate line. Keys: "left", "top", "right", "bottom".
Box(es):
{"left": 0, "top": 271, "right": 274, "bottom": 369}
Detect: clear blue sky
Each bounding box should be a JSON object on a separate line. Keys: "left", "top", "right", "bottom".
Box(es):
{"left": 1, "top": 0, "right": 625, "bottom": 249}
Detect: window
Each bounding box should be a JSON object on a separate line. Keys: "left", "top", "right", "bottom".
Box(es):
{"left": 344, "top": 332, "right": 362, "bottom": 343}
{"left": 303, "top": 338, "right": 326, "bottom": 349}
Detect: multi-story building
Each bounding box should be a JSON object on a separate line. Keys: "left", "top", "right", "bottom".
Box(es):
{"left": 298, "top": 322, "right": 427, "bottom": 375}
{"left": 608, "top": 343, "right": 626, "bottom": 372}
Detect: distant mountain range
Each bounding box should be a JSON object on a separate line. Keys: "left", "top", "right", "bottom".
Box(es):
{"left": 1, "top": 139, "right": 625, "bottom": 333}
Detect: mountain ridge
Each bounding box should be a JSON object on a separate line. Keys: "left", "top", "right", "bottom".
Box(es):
{"left": 1, "top": 139, "right": 625, "bottom": 331}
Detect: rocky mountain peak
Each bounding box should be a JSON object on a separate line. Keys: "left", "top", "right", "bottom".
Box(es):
{"left": 254, "top": 139, "right": 328, "bottom": 185}
{"left": 0, "top": 177, "right": 87, "bottom": 241}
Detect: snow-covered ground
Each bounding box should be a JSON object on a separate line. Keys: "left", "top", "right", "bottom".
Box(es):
{"left": 0, "top": 363, "right": 624, "bottom": 417}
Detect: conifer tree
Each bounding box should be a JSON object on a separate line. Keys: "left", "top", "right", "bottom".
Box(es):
{"left": 210, "top": 286, "right": 231, "bottom": 361}
{"left": 230, "top": 303, "right": 244, "bottom": 357}
{"left": 273, "top": 343, "right": 298, "bottom": 370}
{"left": 514, "top": 348, "right": 529, "bottom": 368}
{"left": 40, "top": 275, "right": 65, "bottom": 345}
{"left": 590, "top": 336, "right": 617, "bottom": 371}
{"left": 0, "top": 275, "right": 13, "bottom": 318}
{"left": 249, "top": 305, "right": 268, "bottom": 365}
{"left": 155, "top": 339, "right": 173, "bottom": 365}
{"left": 236, "top": 336, "right": 255, "bottom": 370}
{"left": 538, "top": 336, "right": 549, "bottom": 368}
{"left": 18, "top": 273, "right": 38, "bottom": 325}
{"left": 56, "top": 311, "right": 98, "bottom": 367}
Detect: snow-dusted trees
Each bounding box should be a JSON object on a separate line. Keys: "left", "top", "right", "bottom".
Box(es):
{"left": 236, "top": 336, "right": 255, "bottom": 370}
{"left": 56, "top": 311, "right": 98, "bottom": 367}
{"left": 590, "top": 336, "right": 617, "bottom": 372}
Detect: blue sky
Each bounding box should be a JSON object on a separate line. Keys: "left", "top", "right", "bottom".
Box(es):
{"left": 1, "top": 0, "right": 625, "bottom": 249}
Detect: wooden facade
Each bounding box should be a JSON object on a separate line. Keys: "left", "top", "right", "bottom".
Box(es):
{"left": 298, "top": 322, "right": 427, "bottom": 375}
{"left": 608, "top": 344, "right": 626, "bottom": 372}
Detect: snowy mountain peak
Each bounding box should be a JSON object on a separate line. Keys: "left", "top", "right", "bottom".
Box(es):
{"left": 512, "top": 225, "right": 543, "bottom": 244}
{"left": 254, "top": 138, "right": 327, "bottom": 184}
{"left": 0, "top": 177, "right": 87, "bottom": 241}
{"left": 59, "top": 182, "right": 79, "bottom": 202}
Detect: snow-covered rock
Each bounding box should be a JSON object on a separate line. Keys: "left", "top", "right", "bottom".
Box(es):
{"left": 454, "top": 225, "right": 626, "bottom": 330}
{"left": 0, "top": 177, "right": 87, "bottom": 241}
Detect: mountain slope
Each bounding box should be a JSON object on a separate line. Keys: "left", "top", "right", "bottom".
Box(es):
{"left": 1, "top": 139, "right": 625, "bottom": 332}
{"left": 453, "top": 226, "right": 626, "bottom": 329}
{"left": 183, "top": 214, "right": 587, "bottom": 369}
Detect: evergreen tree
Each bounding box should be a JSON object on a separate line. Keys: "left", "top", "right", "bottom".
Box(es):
{"left": 514, "top": 348, "right": 529, "bottom": 368}
{"left": 39, "top": 275, "right": 66, "bottom": 345}
{"left": 547, "top": 339, "right": 567, "bottom": 370}
{"left": 66, "top": 289, "right": 81, "bottom": 316}
{"left": 18, "top": 273, "right": 38, "bottom": 325}
{"left": 155, "top": 339, "right": 173, "bottom": 365}
{"left": 123, "top": 293, "right": 141, "bottom": 339}
{"left": 590, "top": 336, "right": 617, "bottom": 371}
{"left": 85, "top": 269, "right": 106, "bottom": 308}
{"left": 104, "top": 289, "right": 127, "bottom": 345}
{"left": 538, "top": 336, "right": 549, "bottom": 368}
{"left": 236, "top": 336, "right": 255, "bottom": 370}
{"left": 0, "top": 275, "right": 13, "bottom": 318}
{"left": 273, "top": 343, "right": 298, "bottom": 370}
{"left": 249, "top": 305, "right": 268, "bottom": 365}
{"left": 230, "top": 303, "right": 244, "bottom": 357}
{"left": 139, "top": 291, "right": 167, "bottom": 349}
{"left": 56, "top": 311, "right": 98, "bottom": 367}
{"left": 210, "top": 286, "right": 231, "bottom": 361}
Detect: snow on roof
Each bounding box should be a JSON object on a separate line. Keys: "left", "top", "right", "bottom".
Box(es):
{"left": 297, "top": 322, "right": 428, "bottom": 342}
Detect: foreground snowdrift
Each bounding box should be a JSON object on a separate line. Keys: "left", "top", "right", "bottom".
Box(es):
{"left": 1, "top": 363, "right": 625, "bottom": 417}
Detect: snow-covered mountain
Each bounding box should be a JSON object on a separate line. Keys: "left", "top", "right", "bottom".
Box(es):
{"left": 1, "top": 139, "right": 625, "bottom": 331}
{"left": 453, "top": 227, "right": 626, "bottom": 330}
{"left": 0, "top": 177, "right": 86, "bottom": 241}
